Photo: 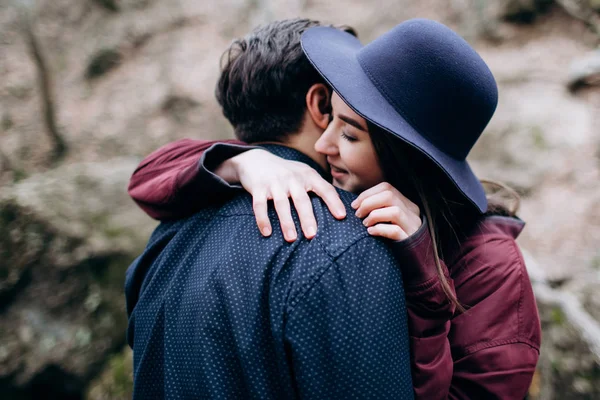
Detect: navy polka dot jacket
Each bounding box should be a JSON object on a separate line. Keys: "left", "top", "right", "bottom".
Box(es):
{"left": 125, "top": 146, "right": 414, "bottom": 399}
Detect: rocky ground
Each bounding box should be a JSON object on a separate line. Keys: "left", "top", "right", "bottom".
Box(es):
{"left": 0, "top": 0, "right": 599, "bottom": 398}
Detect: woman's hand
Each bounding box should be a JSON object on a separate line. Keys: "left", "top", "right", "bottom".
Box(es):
{"left": 351, "top": 182, "right": 422, "bottom": 241}
{"left": 224, "top": 149, "right": 346, "bottom": 242}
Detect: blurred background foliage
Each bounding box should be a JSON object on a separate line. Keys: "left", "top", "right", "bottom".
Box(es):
{"left": 0, "top": 0, "right": 599, "bottom": 398}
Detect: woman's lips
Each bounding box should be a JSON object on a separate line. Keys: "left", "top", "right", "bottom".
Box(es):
{"left": 329, "top": 164, "right": 348, "bottom": 180}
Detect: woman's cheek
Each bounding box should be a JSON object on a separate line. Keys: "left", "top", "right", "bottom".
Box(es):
{"left": 362, "top": 151, "right": 385, "bottom": 187}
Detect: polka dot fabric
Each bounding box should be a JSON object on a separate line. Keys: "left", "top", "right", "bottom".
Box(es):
{"left": 125, "top": 146, "right": 414, "bottom": 399}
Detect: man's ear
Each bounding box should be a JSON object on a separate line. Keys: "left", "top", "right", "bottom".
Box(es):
{"left": 305, "top": 83, "right": 331, "bottom": 130}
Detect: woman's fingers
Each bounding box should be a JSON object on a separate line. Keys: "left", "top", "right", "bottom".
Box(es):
{"left": 252, "top": 191, "right": 272, "bottom": 237}
{"left": 354, "top": 190, "right": 396, "bottom": 219}
{"left": 362, "top": 206, "right": 421, "bottom": 236}
{"left": 362, "top": 206, "right": 402, "bottom": 227}
{"left": 351, "top": 182, "right": 394, "bottom": 210}
{"left": 290, "top": 185, "right": 318, "bottom": 239}
{"left": 308, "top": 175, "right": 346, "bottom": 220}
{"left": 257, "top": 176, "right": 421, "bottom": 241}
{"left": 367, "top": 223, "right": 408, "bottom": 241}
{"left": 255, "top": 169, "right": 344, "bottom": 241}
{"left": 272, "top": 191, "right": 297, "bottom": 242}
{"left": 254, "top": 185, "right": 310, "bottom": 241}
{"left": 352, "top": 182, "right": 420, "bottom": 217}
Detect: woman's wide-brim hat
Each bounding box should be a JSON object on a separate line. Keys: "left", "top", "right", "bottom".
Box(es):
{"left": 301, "top": 19, "right": 498, "bottom": 213}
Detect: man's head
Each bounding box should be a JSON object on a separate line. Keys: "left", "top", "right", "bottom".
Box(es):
{"left": 216, "top": 19, "right": 357, "bottom": 146}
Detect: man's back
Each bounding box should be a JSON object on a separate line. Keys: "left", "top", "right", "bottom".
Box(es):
{"left": 125, "top": 147, "right": 413, "bottom": 399}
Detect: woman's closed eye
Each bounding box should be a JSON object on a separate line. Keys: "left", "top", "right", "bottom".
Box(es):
{"left": 341, "top": 131, "right": 357, "bottom": 142}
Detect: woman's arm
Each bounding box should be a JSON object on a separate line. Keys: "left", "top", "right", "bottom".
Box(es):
{"left": 350, "top": 182, "right": 454, "bottom": 398}
{"left": 354, "top": 186, "right": 540, "bottom": 399}
{"left": 392, "top": 230, "right": 540, "bottom": 399}
{"left": 388, "top": 220, "right": 456, "bottom": 400}
{"left": 128, "top": 139, "right": 250, "bottom": 219}
{"left": 128, "top": 139, "right": 346, "bottom": 240}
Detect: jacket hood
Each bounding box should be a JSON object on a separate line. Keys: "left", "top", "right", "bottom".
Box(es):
{"left": 476, "top": 215, "right": 525, "bottom": 239}
{"left": 443, "top": 215, "right": 526, "bottom": 267}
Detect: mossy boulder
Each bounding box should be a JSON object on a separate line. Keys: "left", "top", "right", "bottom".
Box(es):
{"left": 0, "top": 159, "right": 155, "bottom": 399}
{"left": 531, "top": 287, "right": 600, "bottom": 399}
{"left": 86, "top": 347, "right": 133, "bottom": 400}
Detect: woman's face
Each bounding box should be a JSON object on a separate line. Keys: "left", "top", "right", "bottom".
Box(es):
{"left": 314, "top": 92, "right": 385, "bottom": 193}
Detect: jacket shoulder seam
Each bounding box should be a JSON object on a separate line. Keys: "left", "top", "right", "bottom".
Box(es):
{"left": 286, "top": 234, "right": 381, "bottom": 315}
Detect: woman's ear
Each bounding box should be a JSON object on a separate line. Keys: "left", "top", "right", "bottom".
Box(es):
{"left": 306, "top": 83, "right": 332, "bottom": 130}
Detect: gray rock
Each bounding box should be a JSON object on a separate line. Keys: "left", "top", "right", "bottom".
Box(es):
{"left": 0, "top": 159, "right": 155, "bottom": 398}
{"left": 568, "top": 49, "right": 600, "bottom": 91}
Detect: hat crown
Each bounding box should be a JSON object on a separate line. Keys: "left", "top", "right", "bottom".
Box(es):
{"left": 356, "top": 19, "right": 498, "bottom": 160}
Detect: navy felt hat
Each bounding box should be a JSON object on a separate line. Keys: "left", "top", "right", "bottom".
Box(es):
{"left": 301, "top": 19, "right": 498, "bottom": 213}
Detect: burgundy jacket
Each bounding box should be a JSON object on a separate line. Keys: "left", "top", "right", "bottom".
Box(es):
{"left": 128, "top": 139, "right": 541, "bottom": 399}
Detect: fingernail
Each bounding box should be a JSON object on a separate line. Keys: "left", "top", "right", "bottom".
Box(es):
{"left": 362, "top": 220, "right": 368, "bottom": 226}
{"left": 287, "top": 230, "right": 297, "bottom": 241}
{"left": 351, "top": 200, "right": 358, "bottom": 209}
{"left": 355, "top": 210, "right": 361, "bottom": 218}
{"left": 306, "top": 226, "right": 317, "bottom": 237}
{"left": 262, "top": 226, "right": 271, "bottom": 236}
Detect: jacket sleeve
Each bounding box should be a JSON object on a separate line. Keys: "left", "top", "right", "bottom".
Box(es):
{"left": 391, "top": 220, "right": 455, "bottom": 399}
{"left": 128, "top": 139, "right": 257, "bottom": 220}
{"left": 449, "top": 343, "right": 539, "bottom": 400}
{"left": 391, "top": 222, "right": 540, "bottom": 400}
{"left": 285, "top": 237, "right": 414, "bottom": 399}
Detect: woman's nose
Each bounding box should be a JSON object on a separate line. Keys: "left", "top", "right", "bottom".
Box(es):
{"left": 315, "top": 129, "right": 338, "bottom": 155}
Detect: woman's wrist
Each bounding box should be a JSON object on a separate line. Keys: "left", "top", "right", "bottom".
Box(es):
{"left": 214, "top": 158, "right": 240, "bottom": 184}
{"left": 202, "top": 143, "right": 261, "bottom": 186}
{"left": 214, "top": 148, "right": 270, "bottom": 185}
{"left": 391, "top": 217, "right": 445, "bottom": 286}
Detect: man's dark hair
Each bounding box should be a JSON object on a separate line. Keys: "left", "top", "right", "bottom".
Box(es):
{"left": 216, "top": 18, "right": 357, "bottom": 143}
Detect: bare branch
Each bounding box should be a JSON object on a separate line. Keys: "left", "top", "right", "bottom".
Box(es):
{"left": 18, "top": 6, "right": 67, "bottom": 160}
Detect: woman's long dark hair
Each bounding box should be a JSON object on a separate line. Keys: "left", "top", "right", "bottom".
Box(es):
{"left": 368, "top": 122, "right": 519, "bottom": 312}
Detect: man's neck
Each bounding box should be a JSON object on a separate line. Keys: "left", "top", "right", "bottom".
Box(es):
{"left": 252, "top": 144, "right": 331, "bottom": 183}
{"left": 254, "top": 132, "right": 327, "bottom": 171}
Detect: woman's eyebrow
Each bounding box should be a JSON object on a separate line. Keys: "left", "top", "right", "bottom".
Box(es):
{"left": 338, "top": 114, "right": 368, "bottom": 132}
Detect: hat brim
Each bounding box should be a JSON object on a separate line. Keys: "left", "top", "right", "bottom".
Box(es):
{"left": 301, "top": 26, "right": 487, "bottom": 213}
